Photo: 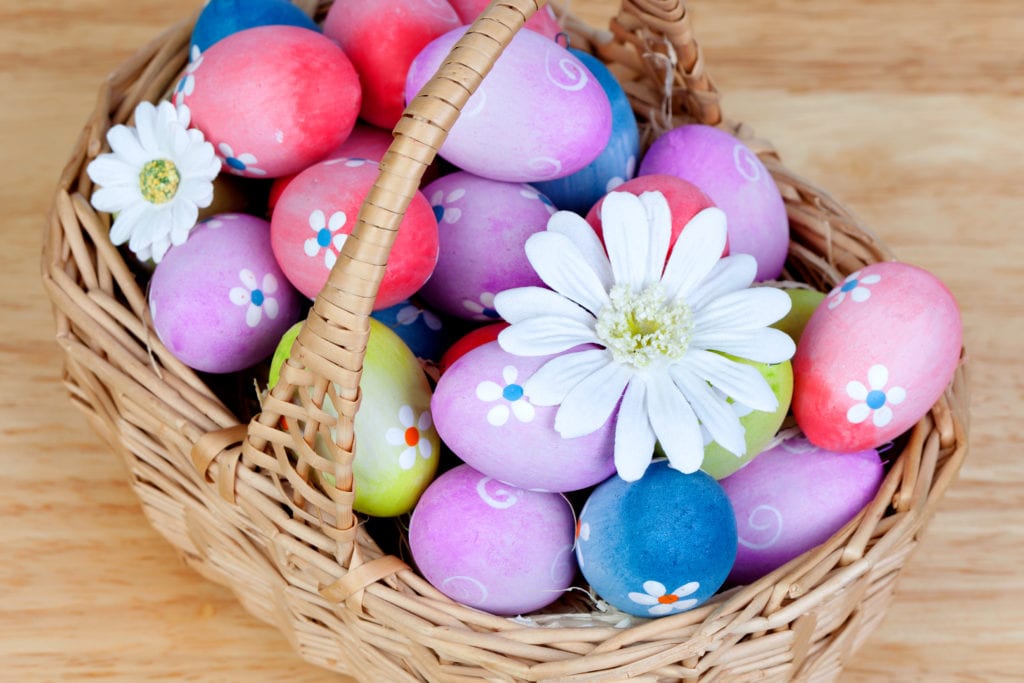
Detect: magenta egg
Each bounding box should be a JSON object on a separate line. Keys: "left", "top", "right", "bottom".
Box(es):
{"left": 177, "top": 25, "right": 361, "bottom": 178}
{"left": 149, "top": 213, "right": 303, "bottom": 373}
{"left": 405, "top": 26, "right": 611, "bottom": 182}
{"left": 721, "top": 436, "right": 884, "bottom": 585}
{"left": 638, "top": 124, "right": 789, "bottom": 281}
{"left": 432, "top": 341, "right": 617, "bottom": 492}
{"left": 418, "top": 171, "right": 554, "bottom": 320}
{"left": 409, "top": 464, "right": 577, "bottom": 615}
{"left": 792, "top": 262, "right": 962, "bottom": 452}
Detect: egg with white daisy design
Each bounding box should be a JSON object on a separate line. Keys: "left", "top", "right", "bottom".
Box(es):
{"left": 431, "top": 340, "right": 617, "bottom": 493}
{"left": 148, "top": 213, "right": 302, "bottom": 373}
{"left": 793, "top": 261, "right": 962, "bottom": 452}
{"left": 575, "top": 460, "right": 737, "bottom": 618}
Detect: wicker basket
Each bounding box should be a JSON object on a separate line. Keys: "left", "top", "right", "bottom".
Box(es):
{"left": 43, "top": 0, "right": 969, "bottom": 680}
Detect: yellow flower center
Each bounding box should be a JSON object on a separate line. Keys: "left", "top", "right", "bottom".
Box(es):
{"left": 595, "top": 283, "right": 693, "bottom": 368}
{"left": 138, "top": 159, "right": 180, "bottom": 204}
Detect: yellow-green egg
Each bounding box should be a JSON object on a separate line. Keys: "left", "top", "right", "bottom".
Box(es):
{"left": 772, "top": 288, "right": 826, "bottom": 344}
{"left": 700, "top": 356, "right": 793, "bottom": 480}
{"left": 267, "top": 318, "right": 439, "bottom": 517}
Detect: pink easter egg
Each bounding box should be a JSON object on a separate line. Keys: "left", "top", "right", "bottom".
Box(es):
{"left": 448, "top": 0, "right": 562, "bottom": 40}
{"left": 432, "top": 341, "right": 617, "bottom": 493}
{"left": 792, "top": 262, "right": 962, "bottom": 452}
{"left": 324, "top": 0, "right": 461, "bottom": 129}
{"left": 405, "top": 26, "right": 611, "bottom": 182}
{"left": 721, "top": 436, "right": 884, "bottom": 585}
{"left": 418, "top": 171, "right": 555, "bottom": 320}
{"left": 177, "top": 25, "right": 360, "bottom": 178}
{"left": 409, "top": 463, "right": 577, "bottom": 615}
{"left": 149, "top": 213, "right": 303, "bottom": 373}
{"left": 638, "top": 124, "right": 789, "bottom": 280}
{"left": 270, "top": 158, "right": 439, "bottom": 309}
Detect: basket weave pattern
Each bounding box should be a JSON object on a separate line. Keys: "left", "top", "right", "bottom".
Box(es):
{"left": 43, "top": 0, "right": 969, "bottom": 680}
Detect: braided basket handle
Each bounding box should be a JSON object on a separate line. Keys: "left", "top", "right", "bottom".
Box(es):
{"left": 249, "top": 0, "right": 722, "bottom": 566}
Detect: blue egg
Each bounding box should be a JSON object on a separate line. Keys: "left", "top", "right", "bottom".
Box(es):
{"left": 575, "top": 461, "right": 737, "bottom": 618}
{"left": 191, "top": 0, "right": 321, "bottom": 56}
{"left": 531, "top": 49, "right": 640, "bottom": 214}
{"left": 371, "top": 299, "right": 450, "bottom": 362}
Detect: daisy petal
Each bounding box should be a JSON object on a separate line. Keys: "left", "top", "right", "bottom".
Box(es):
{"left": 628, "top": 592, "right": 658, "bottom": 606}
{"left": 646, "top": 374, "right": 705, "bottom": 474}
{"left": 91, "top": 185, "right": 140, "bottom": 214}
{"left": 850, "top": 287, "right": 871, "bottom": 303}
{"left": 239, "top": 269, "right": 258, "bottom": 290}
{"left": 691, "top": 327, "right": 796, "bottom": 364}
{"left": 692, "top": 287, "right": 792, "bottom": 332}
{"left": 675, "top": 582, "right": 700, "bottom": 598}
{"left": 87, "top": 155, "right": 138, "bottom": 187}
{"left": 494, "top": 287, "right": 595, "bottom": 326}
{"left": 303, "top": 235, "right": 318, "bottom": 254}
{"left": 554, "top": 361, "right": 630, "bottom": 438}
{"left": 613, "top": 379, "right": 657, "bottom": 482}
{"left": 847, "top": 380, "right": 868, "bottom": 401}
{"left": 385, "top": 427, "right": 404, "bottom": 445}
{"left": 262, "top": 273, "right": 278, "bottom": 294}
{"left": 601, "top": 191, "right": 656, "bottom": 291}
{"left": 399, "top": 447, "right": 416, "bottom": 470}
{"left": 675, "top": 599, "right": 699, "bottom": 611}
{"left": 263, "top": 297, "right": 279, "bottom": 320}
{"left": 546, "top": 210, "right": 612, "bottom": 288}
{"left": 887, "top": 386, "right": 906, "bottom": 405}
{"left": 637, "top": 191, "right": 673, "bottom": 285}
{"left": 498, "top": 316, "right": 601, "bottom": 357}
{"left": 861, "top": 274, "right": 882, "bottom": 285}
{"left": 687, "top": 255, "right": 759, "bottom": 310}
{"left": 643, "top": 580, "right": 667, "bottom": 596}
{"left": 523, "top": 349, "right": 611, "bottom": 406}
{"left": 106, "top": 125, "right": 149, "bottom": 167}
{"left": 487, "top": 404, "right": 510, "bottom": 427}
{"left": 329, "top": 211, "right": 346, "bottom": 231}
{"left": 660, "top": 208, "right": 728, "bottom": 301}
{"left": 399, "top": 405, "right": 414, "bottom": 427}
{"left": 524, "top": 231, "right": 610, "bottom": 315}
{"left": 847, "top": 403, "right": 871, "bottom": 424}
{"left": 245, "top": 304, "right": 262, "bottom": 327}
{"left": 670, "top": 365, "right": 747, "bottom": 457}
{"left": 648, "top": 604, "right": 673, "bottom": 616}
{"left": 873, "top": 405, "right": 893, "bottom": 427}
{"left": 169, "top": 200, "right": 198, "bottom": 244}
{"left": 418, "top": 411, "right": 433, "bottom": 431}
{"left": 476, "top": 380, "right": 503, "bottom": 402}
{"left": 510, "top": 400, "right": 535, "bottom": 423}
{"left": 868, "top": 364, "right": 889, "bottom": 390}
{"left": 419, "top": 439, "right": 433, "bottom": 459}
{"left": 684, "top": 349, "right": 778, "bottom": 412}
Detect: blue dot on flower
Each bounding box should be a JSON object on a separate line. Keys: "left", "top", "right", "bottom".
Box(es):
{"left": 841, "top": 279, "right": 859, "bottom": 292}
{"left": 432, "top": 205, "right": 445, "bottom": 223}
{"left": 317, "top": 228, "right": 332, "bottom": 248}
{"left": 250, "top": 289, "right": 265, "bottom": 307}
{"left": 502, "top": 384, "right": 524, "bottom": 402}
{"left": 866, "top": 389, "right": 886, "bottom": 409}
{"left": 482, "top": 307, "right": 499, "bottom": 318}
{"left": 225, "top": 156, "right": 246, "bottom": 171}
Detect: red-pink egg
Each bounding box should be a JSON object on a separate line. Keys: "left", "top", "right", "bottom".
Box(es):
{"left": 177, "top": 25, "right": 361, "bottom": 178}
{"left": 323, "top": 0, "right": 461, "bottom": 129}
{"left": 792, "top": 262, "right": 962, "bottom": 452}
{"left": 270, "top": 158, "right": 439, "bottom": 309}
{"left": 448, "top": 0, "right": 562, "bottom": 40}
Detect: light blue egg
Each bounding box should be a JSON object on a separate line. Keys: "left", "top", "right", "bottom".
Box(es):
{"left": 531, "top": 49, "right": 640, "bottom": 214}
{"left": 191, "top": 0, "right": 321, "bottom": 56}
{"left": 371, "top": 299, "right": 450, "bottom": 362}
{"left": 575, "top": 460, "right": 737, "bottom": 618}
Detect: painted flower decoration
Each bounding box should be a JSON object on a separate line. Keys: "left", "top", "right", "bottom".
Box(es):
{"left": 384, "top": 406, "right": 434, "bottom": 470}
{"left": 519, "top": 187, "right": 557, "bottom": 214}
{"left": 430, "top": 187, "right": 466, "bottom": 224}
{"left": 475, "top": 365, "right": 536, "bottom": 426}
{"left": 173, "top": 45, "right": 203, "bottom": 106}
{"left": 229, "top": 269, "right": 280, "bottom": 328}
{"left": 495, "top": 191, "right": 795, "bottom": 481}
{"left": 628, "top": 580, "right": 700, "bottom": 616}
{"left": 217, "top": 142, "right": 267, "bottom": 177}
{"left": 464, "top": 291, "right": 500, "bottom": 319}
{"left": 827, "top": 270, "right": 882, "bottom": 309}
{"left": 847, "top": 364, "right": 906, "bottom": 427}
{"left": 396, "top": 303, "right": 442, "bottom": 331}
{"left": 304, "top": 209, "right": 348, "bottom": 269}
{"left": 86, "top": 101, "right": 220, "bottom": 263}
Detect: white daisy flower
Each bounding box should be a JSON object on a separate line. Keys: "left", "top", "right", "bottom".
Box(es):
{"left": 495, "top": 191, "right": 795, "bottom": 481}
{"left": 628, "top": 580, "right": 700, "bottom": 616}
{"left": 86, "top": 101, "right": 220, "bottom": 263}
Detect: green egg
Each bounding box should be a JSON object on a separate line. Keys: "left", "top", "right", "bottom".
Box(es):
{"left": 772, "top": 288, "right": 826, "bottom": 344}
{"left": 700, "top": 355, "right": 793, "bottom": 480}
{"left": 266, "top": 319, "right": 439, "bottom": 517}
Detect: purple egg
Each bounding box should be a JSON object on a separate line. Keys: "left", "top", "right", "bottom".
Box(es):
{"left": 432, "top": 341, "right": 617, "bottom": 493}
{"left": 418, "top": 171, "right": 553, "bottom": 320}
{"left": 638, "top": 124, "right": 789, "bottom": 281}
{"left": 409, "top": 464, "right": 577, "bottom": 615}
{"left": 149, "top": 213, "right": 304, "bottom": 373}
{"left": 720, "top": 435, "right": 884, "bottom": 585}
{"left": 405, "top": 26, "right": 612, "bottom": 182}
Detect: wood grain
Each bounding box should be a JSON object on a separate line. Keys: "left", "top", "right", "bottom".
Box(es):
{"left": 2, "top": 0, "right": 1021, "bottom": 680}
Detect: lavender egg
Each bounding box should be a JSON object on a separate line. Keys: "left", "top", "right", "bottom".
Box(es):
{"left": 639, "top": 124, "right": 789, "bottom": 281}
{"left": 149, "top": 213, "right": 303, "bottom": 373}
{"left": 405, "top": 27, "right": 612, "bottom": 182}
{"left": 432, "top": 341, "right": 617, "bottom": 493}
{"left": 720, "top": 436, "right": 884, "bottom": 585}
{"left": 409, "top": 464, "right": 577, "bottom": 615}
{"left": 418, "top": 171, "right": 554, "bottom": 320}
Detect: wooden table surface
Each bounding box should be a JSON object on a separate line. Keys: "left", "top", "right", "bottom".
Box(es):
{"left": 3, "top": 0, "right": 1021, "bottom": 680}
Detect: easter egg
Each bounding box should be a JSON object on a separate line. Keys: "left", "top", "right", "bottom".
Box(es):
{"left": 721, "top": 436, "right": 884, "bottom": 584}
{"left": 639, "top": 124, "right": 789, "bottom": 281}
{"left": 575, "top": 461, "right": 737, "bottom": 618}
{"left": 432, "top": 341, "right": 616, "bottom": 492}
{"left": 324, "top": 0, "right": 461, "bottom": 129}
{"left": 418, "top": 171, "right": 554, "bottom": 320}
{"left": 439, "top": 322, "right": 509, "bottom": 374}
{"left": 700, "top": 357, "right": 793, "bottom": 480}
{"left": 585, "top": 175, "right": 727, "bottom": 258}
{"left": 792, "top": 262, "right": 962, "bottom": 452}
{"left": 448, "top": 0, "right": 563, "bottom": 40}
{"left": 149, "top": 213, "right": 303, "bottom": 374}
{"left": 371, "top": 299, "right": 449, "bottom": 362}
{"left": 177, "top": 25, "right": 361, "bottom": 178}
{"left": 409, "top": 463, "right": 577, "bottom": 615}
{"left": 190, "top": 0, "right": 319, "bottom": 55}
{"left": 268, "top": 319, "right": 440, "bottom": 517}
{"left": 405, "top": 27, "right": 612, "bottom": 182}
{"left": 772, "top": 287, "right": 827, "bottom": 343}
{"left": 532, "top": 50, "right": 640, "bottom": 213}
{"left": 271, "top": 157, "right": 439, "bottom": 309}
